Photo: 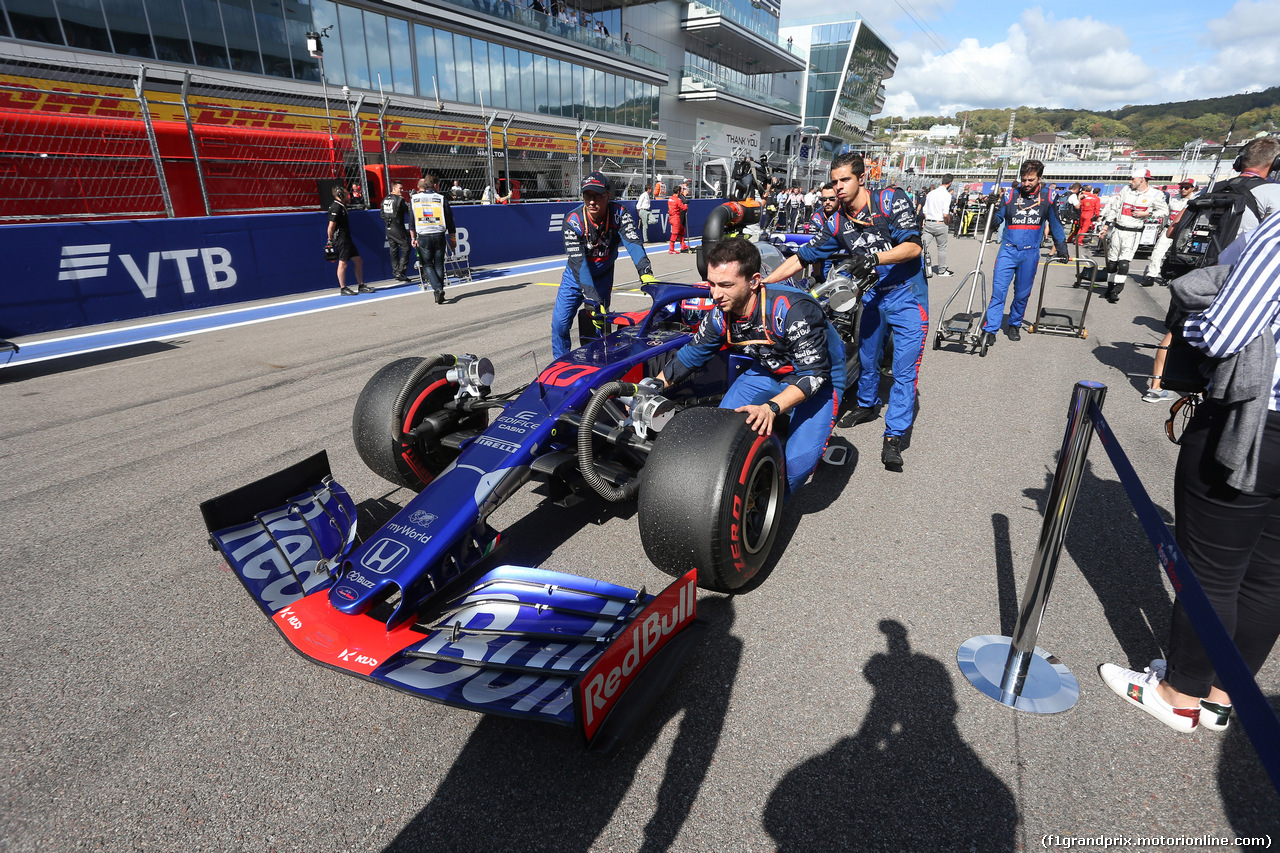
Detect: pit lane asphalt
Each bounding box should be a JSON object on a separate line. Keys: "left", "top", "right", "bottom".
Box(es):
{"left": 1, "top": 237, "right": 1276, "bottom": 852}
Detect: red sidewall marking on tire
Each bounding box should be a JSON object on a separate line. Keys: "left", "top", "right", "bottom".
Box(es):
{"left": 399, "top": 377, "right": 450, "bottom": 485}
{"left": 738, "top": 434, "right": 768, "bottom": 486}
{"left": 402, "top": 378, "right": 450, "bottom": 434}
{"left": 731, "top": 433, "right": 769, "bottom": 573}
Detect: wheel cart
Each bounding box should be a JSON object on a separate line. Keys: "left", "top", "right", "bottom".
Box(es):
{"left": 1028, "top": 256, "right": 1098, "bottom": 338}
{"left": 445, "top": 244, "right": 472, "bottom": 285}
{"left": 933, "top": 172, "right": 1003, "bottom": 357}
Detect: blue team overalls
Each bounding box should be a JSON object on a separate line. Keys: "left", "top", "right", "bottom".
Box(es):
{"left": 553, "top": 203, "right": 651, "bottom": 358}
{"left": 670, "top": 284, "right": 845, "bottom": 494}
{"left": 983, "top": 186, "right": 1067, "bottom": 333}
{"left": 797, "top": 187, "right": 928, "bottom": 439}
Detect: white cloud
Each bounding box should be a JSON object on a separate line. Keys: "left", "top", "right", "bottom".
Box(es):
{"left": 1181, "top": 0, "right": 1280, "bottom": 97}
{"left": 883, "top": 10, "right": 1161, "bottom": 117}
{"left": 779, "top": 1, "right": 1279, "bottom": 120}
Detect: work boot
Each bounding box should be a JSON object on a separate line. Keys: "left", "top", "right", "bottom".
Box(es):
{"left": 1006, "top": 325, "right": 1021, "bottom": 342}
{"left": 981, "top": 331, "right": 996, "bottom": 348}
{"left": 881, "top": 436, "right": 903, "bottom": 470}
{"left": 838, "top": 405, "right": 879, "bottom": 428}
{"left": 1106, "top": 281, "right": 1124, "bottom": 304}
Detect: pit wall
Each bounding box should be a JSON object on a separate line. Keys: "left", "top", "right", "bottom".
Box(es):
{"left": 1, "top": 199, "right": 725, "bottom": 337}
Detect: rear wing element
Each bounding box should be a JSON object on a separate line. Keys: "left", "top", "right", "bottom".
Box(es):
{"left": 201, "top": 453, "right": 704, "bottom": 751}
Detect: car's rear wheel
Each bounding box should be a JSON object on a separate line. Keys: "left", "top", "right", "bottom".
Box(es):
{"left": 639, "top": 407, "right": 785, "bottom": 592}
{"left": 352, "top": 356, "right": 485, "bottom": 491}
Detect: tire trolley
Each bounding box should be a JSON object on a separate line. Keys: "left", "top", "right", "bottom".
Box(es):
{"left": 1028, "top": 254, "right": 1098, "bottom": 339}
{"left": 933, "top": 189, "right": 1001, "bottom": 357}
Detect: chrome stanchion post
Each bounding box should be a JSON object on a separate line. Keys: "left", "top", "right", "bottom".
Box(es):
{"left": 958, "top": 380, "right": 1107, "bottom": 713}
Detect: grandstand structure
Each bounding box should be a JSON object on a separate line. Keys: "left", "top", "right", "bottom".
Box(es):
{"left": 0, "top": 0, "right": 874, "bottom": 221}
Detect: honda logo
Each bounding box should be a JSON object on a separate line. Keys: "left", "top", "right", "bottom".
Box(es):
{"left": 360, "top": 538, "right": 410, "bottom": 574}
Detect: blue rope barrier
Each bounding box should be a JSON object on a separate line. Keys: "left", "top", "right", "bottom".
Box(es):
{"left": 1087, "top": 402, "right": 1280, "bottom": 792}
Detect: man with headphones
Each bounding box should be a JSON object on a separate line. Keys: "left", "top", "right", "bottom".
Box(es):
{"left": 1231, "top": 137, "right": 1280, "bottom": 236}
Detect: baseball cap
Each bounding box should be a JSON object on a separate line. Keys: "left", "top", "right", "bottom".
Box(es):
{"left": 1179, "top": 178, "right": 1196, "bottom": 188}
{"left": 1130, "top": 166, "right": 1152, "bottom": 180}
{"left": 581, "top": 171, "right": 611, "bottom": 195}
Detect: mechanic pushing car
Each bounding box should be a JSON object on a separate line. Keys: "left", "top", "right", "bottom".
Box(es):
{"left": 763, "top": 151, "right": 927, "bottom": 471}
{"left": 656, "top": 237, "right": 844, "bottom": 495}
{"left": 552, "top": 171, "right": 656, "bottom": 358}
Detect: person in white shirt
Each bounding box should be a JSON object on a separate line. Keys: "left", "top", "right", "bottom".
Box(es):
{"left": 1142, "top": 179, "right": 1197, "bottom": 285}
{"left": 636, "top": 182, "right": 654, "bottom": 242}
{"left": 802, "top": 187, "right": 818, "bottom": 222}
{"left": 922, "top": 174, "right": 955, "bottom": 276}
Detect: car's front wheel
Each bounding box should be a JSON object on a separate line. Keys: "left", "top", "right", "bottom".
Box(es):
{"left": 638, "top": 407, "right": 785, "bottom": 592}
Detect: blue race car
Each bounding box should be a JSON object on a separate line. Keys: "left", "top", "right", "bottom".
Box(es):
{"left": 200, "top": 243, "right": 864, "bottom": 750}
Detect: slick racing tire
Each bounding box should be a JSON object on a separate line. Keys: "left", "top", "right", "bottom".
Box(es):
{"left": 352, "top": 357, "right": 485, "bottom": 491}
{"left": 639, "top": 407, "right": 785, "bottom": 593}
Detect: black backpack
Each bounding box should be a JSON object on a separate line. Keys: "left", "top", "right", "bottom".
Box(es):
{"left": 1161, "top": 176, "right": 1263, "bottom": 281}
{"left": 381, "top": 194, "right": 401, "bottom": 224}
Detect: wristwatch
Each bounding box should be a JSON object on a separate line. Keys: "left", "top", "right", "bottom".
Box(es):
{"left": 765, "top": 400, "right": 780, "bottom": 415}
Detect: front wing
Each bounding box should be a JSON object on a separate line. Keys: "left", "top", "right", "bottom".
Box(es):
{"left": 200, "top": 451, "right": 704, "bottom": 751}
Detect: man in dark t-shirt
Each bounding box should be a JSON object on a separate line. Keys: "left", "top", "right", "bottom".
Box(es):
{"left": 327, "top": 186, "right": 369, "bottom": 295}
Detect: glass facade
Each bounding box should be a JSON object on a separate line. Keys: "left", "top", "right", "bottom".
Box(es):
{"left": 802, "top": 20, "right": 893, "bottom": 143}
{"left": 684, "top": 51, "right": 771, "bottom": 95}
{"left": 686, "top": 0, "right": 777, "bottom": 43}
{"left": 3, "top": 0, "right": 659, "bottom": 128}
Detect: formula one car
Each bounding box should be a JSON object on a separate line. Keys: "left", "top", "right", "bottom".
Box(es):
{"left": 200, "top": 241, "right": 865, "bottom": 750}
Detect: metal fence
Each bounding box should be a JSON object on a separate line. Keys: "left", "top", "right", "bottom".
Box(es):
{"left": 0, "top": 55, "right": 666, "bottom": 222}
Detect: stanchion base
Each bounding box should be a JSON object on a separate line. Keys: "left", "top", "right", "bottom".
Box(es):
{"left": 957, "top": 635, "right": 1079, "bottom": 714}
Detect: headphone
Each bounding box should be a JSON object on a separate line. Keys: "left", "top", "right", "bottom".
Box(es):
{"left": 1233, "top": 139, "right": 1280, "bottom": 176}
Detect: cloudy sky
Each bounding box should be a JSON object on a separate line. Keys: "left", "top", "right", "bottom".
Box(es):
{"left": 778, "top": 0, "right": 1280, "bottom": 118}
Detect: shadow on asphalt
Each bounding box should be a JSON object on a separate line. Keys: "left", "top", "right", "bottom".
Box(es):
{"left": 1023, "top": 461, "right": 1174, "bottom": 667}
{"left": 1219, "top": 693, "right": 1280, "bottom": 836}
{"left": 1091, "top": 340, "right": 1160, "bottom": 395}
{"left": 0, "top": 340, "right": 180, "bottom": 382}
{"left": 449, "top": 281, "right": 534, "bottom": 301}
{"left": 1130, "top": 314, "right": 1167, "bottom": 335}
{"left": 992, "top": 513, "right": 1020, "bottom": 637}
{"left": 381, "top": 596, "right": 743, "bottom": 853}
{"left": 762, "top": 619, "right": 1018, "bottom": 851}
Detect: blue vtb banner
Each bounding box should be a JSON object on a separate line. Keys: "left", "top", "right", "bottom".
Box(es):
{"left": 0, "top": 199, "right": 724, "bottom": 337}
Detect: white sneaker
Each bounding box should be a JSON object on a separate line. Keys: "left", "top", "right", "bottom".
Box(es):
{"left": 1199, "top": 699, "right": 1232, "bottom": 731}
{"left": 1099, "top": 662, "right": 1200, "bottom": 732}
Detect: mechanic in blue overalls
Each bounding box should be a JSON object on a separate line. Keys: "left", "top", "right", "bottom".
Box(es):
{"left": 658, "top": 237, "right": 845, "bottom": 495}
{"left": 806, "top": 182, "right": 840, "bottom": 283}
{"left": 552, "top": 171, "right": 656, "bottom": 359}
{"left": 981, "top": 159, "right": 1069, "bottom": 345}
{"left": 764, "top": 151, "right": 927, "bottom": 471}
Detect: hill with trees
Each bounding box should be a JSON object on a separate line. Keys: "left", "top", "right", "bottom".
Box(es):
{"left": 877, "top": 87, "right": 1280, "bottom": 151}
